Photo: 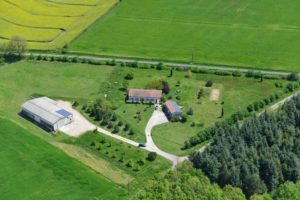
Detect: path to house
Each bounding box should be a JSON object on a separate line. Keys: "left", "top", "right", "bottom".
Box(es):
{"left": 58, "top": 101, "right": 186, "bottom": 167}
{"left": 24, "top": 52, "right": 299, "bottom": 76}
{"left": 144, "top": 110, "right": 189, "bottom": 168}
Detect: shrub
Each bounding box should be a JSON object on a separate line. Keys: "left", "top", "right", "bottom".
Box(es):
{"left": 129, "top": 129, "right": 135, "bottom": 135}
{"left": 107, "top": 122, "right": 114, "bottom": 129}
{"left": 156, "top": 62, "right": 164, "bottom": 70}
{"left": 214, "top": 71, "right": 231, "bottom": 76}
{"left": 125, "top": 73, "right": 134, "bottom": 80}
{"left": 181, "top": 115, "right": 187, "bottom": 123}
{"left": 187, "top": 107, "right": 194, "bottom": 115}
{"left": 112, "top": 125, "right": 119, "bottom": 133}
{"left": 232, "top": 70, "right": 242, "bottom": 77}
{"left": 124, "top": 124, "right": 130, "bottom": 131}
{"left": 137, "top": 158, "right": 146, "bottom": 166}
{"left": 126, "top": 159, "right": 134, "bottom": 168}
{"left": 205, "top": 80, "right": 213, "bottom": 87}
{"left": 147, "top": 152, "right": 157, "bottom": 161}
{"left": 117, "top": 121, "right": 123, "bottom": 126}
{"left": 247, "top": 104, "right": 254, "bottom": 112}
{"left": 287, "top": 73, "right": 299, "bottom": 81}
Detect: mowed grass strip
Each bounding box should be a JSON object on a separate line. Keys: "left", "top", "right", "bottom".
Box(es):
{"left": 0, "top": 118, "right": 127, "bottom": 200}
{"left": 70, "top": 0, "right": 300, "bottom": 72}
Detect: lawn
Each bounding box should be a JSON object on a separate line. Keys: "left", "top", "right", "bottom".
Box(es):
{"left": 70, "top": 0, "right": 300, "bottom": 72}
{"left": 92, "top": 66, "right": 287, "bottom": 155}
{"left": 0, "top": 0, "right": 118, "bottom": 49}
{"left": 0, "top": 118, "right": 126, "bottom": 200}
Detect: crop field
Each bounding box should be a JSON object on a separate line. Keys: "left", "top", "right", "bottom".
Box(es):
{"left": 71, "top": 0, "right": 300, "bottom": 72}
{"left": 0, "top": 0, "right": 118, "bottom": 49}
{"left": 0, "top": 118, "right": 126, "bottom": 200}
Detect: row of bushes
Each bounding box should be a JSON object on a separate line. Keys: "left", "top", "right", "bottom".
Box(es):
{"left": 183, "top": 81, "right": 300, "bottom": 149}
{"left": 26, "top": 54, "right": 298, "bottom": 81}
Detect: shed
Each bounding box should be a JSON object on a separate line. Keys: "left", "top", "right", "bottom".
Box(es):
{"left": 163, "top": 100, "right": 182, "bottom": 119}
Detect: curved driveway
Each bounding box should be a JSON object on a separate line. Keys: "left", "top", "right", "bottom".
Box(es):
{"left": 145, "top": 110, "right": 187, "bottom": 168}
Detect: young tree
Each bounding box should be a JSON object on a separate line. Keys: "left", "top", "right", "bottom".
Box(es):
{"left": 205, "top": 80, "right": 213, "bottom": 87}
{"left": 187, "top": 107, "right": 194, "bottom": 115}
{"left": 147, "top": 152, "right": 157, "bottom": 161}
{"left": 6, "top": 35, "right": 27, "bottom": 57}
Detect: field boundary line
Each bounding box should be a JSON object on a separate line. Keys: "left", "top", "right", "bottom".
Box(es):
{"left": 26, "top": 52, "right": 298, "bottom": 76}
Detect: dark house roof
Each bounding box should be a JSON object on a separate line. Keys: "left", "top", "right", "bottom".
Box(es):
{"left": 128, "top": 89, "right": 162, "bottom": 98}
{"left": 165, "top": 101, "right": 181, "bottom": 113}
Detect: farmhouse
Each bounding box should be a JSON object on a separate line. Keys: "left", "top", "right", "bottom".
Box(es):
{"left": 127, "top": 89, "right": 162, "bottom": 103}
{"left": 21, "top": 97, "right": 73, "bottom": 131}
{"left": 163, "top": 100, "right": 182, "bottom": 119}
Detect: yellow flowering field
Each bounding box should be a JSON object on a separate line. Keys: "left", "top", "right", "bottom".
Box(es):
{"left": 0, "top": 0, "right": 118, "bottom": 49}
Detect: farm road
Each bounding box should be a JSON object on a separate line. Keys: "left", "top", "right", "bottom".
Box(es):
{"left": 25, "top": 53, "right": 298, "bottom": 76}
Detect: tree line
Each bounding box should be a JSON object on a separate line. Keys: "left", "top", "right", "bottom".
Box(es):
{"left": 184, "top": 79, "right": 300, "bottom": 150}
{"left": 190, "top": 94, "right": 300, "bottom": 197}
{"left": 134, "top": 161, "right": 300, "bottom": 200}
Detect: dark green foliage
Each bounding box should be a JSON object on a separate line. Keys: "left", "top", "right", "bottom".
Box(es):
{"left": 187, "top": 107, "right": 194, "bottom": 115}
{"left": 205, "top": 80, "right": 213, "bottom": 87}
{"left": 147, "top": 152, "right": 157, "bottom": 161}
{"left": 124, "top": 72, "right": 134, "bottom": 80}
{"left": 232, "top": 70, "right": 243, "bottom": 77}
{"left": 190, "top": 95, "right": 300, "bottom": 197}
{"left": 134, "top": 162, "right": 246, "bottom": 200}
{"left": 156, "top": 62, "right": 164, "bottom": 70}
{"left": 287, "top": 73, "right": 299, "bottom": 81}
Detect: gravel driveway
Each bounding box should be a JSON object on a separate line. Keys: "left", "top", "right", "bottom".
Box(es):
{"left": 57, "top": 101, "right": 96, "bottom": 137}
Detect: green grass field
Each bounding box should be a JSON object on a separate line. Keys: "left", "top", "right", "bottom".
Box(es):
{"left": 0, "top": 60, "right": 171, "bottom": 197}
{"left": 70, "top": 0, "right": 300, "bottom": 72}
{"left": 0, "top": 0, "right": 118, "bottom": 49}
{"left": 0, "top": 118, "right": 126, "bottom": 200}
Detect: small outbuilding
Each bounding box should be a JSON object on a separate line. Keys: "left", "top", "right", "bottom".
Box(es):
{"left": 163, "top": 100, "right": 182, "bottom": 119}
{"left": 127, "top": 89, "right": 162, "bottom": 103}
{"left": 21, "top": 97, "right": 73, "bottom": 131}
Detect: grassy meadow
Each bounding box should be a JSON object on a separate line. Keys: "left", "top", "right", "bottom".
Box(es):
{"left": 71, "top": 0, "right": 300, "bottom": 72}
{"left": 0, "top": 0, "right": 118, "bottom": 49}
{"left": 0, "top": 118, "right": 126, "bottom": 200}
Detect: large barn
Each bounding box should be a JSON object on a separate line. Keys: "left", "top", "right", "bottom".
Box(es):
{"left": 21, "top": 97, "right": 73, "bottom": 131}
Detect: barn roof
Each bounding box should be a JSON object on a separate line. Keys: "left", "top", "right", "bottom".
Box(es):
{"left": 165, "top": 101, "right": 181, "bottom": 113}
{"left": 128, "top": 89, "right": 162, "bottom": 98}
{"left": 21, "top": 97, "right": 72, "bottom": 125}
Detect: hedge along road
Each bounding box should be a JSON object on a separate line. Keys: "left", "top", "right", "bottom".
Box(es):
{"left": 24, "top": 53, "right": 299, "bottom": 76}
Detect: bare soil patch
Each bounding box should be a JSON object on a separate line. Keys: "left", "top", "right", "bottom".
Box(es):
{"left": 210, "top": 89, "right": 220, "bottom": 102}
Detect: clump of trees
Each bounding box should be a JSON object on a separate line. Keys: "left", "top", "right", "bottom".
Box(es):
{"left": 0, "top": 35, "right": 27, "bottom": 62}
{"left": 190, "top": 94, "right": 300, "bottom": 197}
{"left": 146, "top": 79, "right": 170, "bottom": 94}
{"left": 184, "top": 81, "right": 300, "bottom": 150}
{"left": 82, "top": 99, "right": 131, "bottom": 136}
{"left": 134, "top": 161, "right": 246, "bottom": 200}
